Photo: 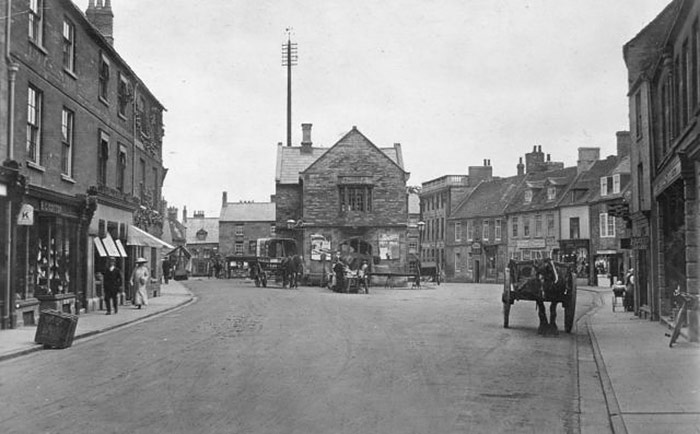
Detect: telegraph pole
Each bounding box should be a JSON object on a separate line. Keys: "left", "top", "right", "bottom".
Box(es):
{"left": 282, "top": 28, "right": 297, "bottom": 147}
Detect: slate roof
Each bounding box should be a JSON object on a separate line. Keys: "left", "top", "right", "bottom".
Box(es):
{"left": 185, "top": 217, "right": 220, "bottom": 245}
{"left": 451, "top": 176, "right": 525, "bottom": 219}
{"left": 220, "top": 202, "right": 276, "bottom": 222}
{"left": 558, "top": 157, "right": 619, "bottom": 207}
{"left": 162, "top": 217, "right": 186, "bottom": 246}
{"left": 505, "top": 166, "right": 579, "bottom": 214}
{"left": 587, "top": 155, "right": 632, "bottom": 204}
{"left": 275, "top": 128, "right": 404, "bottom": 184}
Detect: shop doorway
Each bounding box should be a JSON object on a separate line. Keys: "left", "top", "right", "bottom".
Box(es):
{"left": 474, "top": 260, "right": 480, "bottom": 283}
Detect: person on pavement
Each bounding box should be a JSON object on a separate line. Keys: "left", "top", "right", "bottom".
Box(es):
{"left": 162, "top": 257, "right": 171, "bottom": 284}
{"left": 103, "top": 257, "right": 122, "bottom": 315}
{"left": 130, "top": 257, "right": 150, "bottom": 309}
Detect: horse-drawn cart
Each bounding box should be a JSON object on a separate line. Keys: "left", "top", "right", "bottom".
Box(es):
{"left": 249, "top": 237, "right": 302, "bottom": 288}
{"left": 502, "top": 259, "right": 577, "bottom": 335}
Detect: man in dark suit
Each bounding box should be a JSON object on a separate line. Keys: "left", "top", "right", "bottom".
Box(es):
{"left": 103, "top": 257, "right": 122, "bottom": 315}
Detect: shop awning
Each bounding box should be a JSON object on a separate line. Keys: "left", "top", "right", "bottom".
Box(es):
{"left": 102, "top": 234, "right": 121, "bottom": 257}
{"left": 115, "top": 239, "right": 128, "bottom": 257}
{"left": 93, "top": 237, "right": 108, "bottom": 257}
{"left": 127, "top": 225, "right": 174, "bottom": 249}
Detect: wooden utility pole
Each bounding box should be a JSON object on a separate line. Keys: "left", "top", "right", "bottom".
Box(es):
{"left": 282, "top": 28, "right": 298, "bottom": 147}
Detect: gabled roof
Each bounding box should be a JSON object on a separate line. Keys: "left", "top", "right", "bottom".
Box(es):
{"left": 276, "top": 127, "right": 405, "bottom": 184}
{"left": 162, "top": 217, "right": 186, "bottom": 245}
{"left": 451, "top": 175, "right": 525, "bottom": 219}
{"left": 220, "top": 202, "right": 276, "bottom": 222}
{"left": 505, "top": 166, "right": 579, "bottom": 214}
{"left": 558, "top": 157, "right": 619, "bottom": 207}
{"left": 185, "top": 217, "right": 219, "bottom": 245}
{"left": 588, "top": 155, "right": 632, "bottom": 204}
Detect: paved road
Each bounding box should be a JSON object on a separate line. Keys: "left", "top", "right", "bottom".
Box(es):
{"left": 0, "top": 280, "right": 597, "bottom": 433}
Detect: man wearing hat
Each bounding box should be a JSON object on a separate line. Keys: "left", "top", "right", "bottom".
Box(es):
{"left": 130, "top": 257, "right": 150, "bottom": 309}
{"left": 103, "top": 257, "right": 122, "bottom": 315}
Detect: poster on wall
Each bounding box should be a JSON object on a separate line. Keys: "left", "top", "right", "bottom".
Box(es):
{"left": 310, "top": 234, "right": 332, "bottom": 261}
{"left": 378, "top": 234, "right": 400, "bottom": 260}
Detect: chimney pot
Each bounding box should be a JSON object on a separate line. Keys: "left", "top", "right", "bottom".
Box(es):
{"left": 222, "top": 191, "right": 228, "bottom": 206}
{"left": 538, "top": 145, "right": 542, "bottom": 153}
{"left": 547, "top": 154, "right": 551, "bottom": 162}
{"left": 533, "top": 145, "right": 537, "bottom": 152}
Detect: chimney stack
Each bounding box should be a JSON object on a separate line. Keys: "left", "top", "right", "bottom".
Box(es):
{"left": 183, "top": 206, "right": 187, "bottom": 224}
{"left": 86, "top": 0, "right": 114, "bottom": 44}
{"left": 616, "top": 131, "right": 632, "bottom": 157}
{"left": 222, "top": 191, "right": 228, "bottom": 206}
{"left": 577, "top": 147, "right": 600, "bottom": 175}
{"left": 468, "top": 160, "right": 493, "bottom": 186}
{"left": 300, "top": 123, "right": 313, "bottom": 153}
{"left": 517, "top": 157, "right": 525, "bottom": 176}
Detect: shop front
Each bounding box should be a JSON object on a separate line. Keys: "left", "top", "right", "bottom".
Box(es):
{"left": 559, "top": 239, "right": 591, "bottom": 285}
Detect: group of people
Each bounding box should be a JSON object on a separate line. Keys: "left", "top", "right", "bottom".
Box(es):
{"left": 331, "top": 256, "right": 369, "bottom": 293}
{"left": 101, "top": 257, "right": 151, "bottom": 315}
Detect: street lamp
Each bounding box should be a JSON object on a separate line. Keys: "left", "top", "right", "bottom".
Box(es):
{"left": 286, "top": 219, "right": 296, "bottom": 230}
{"left": 417, "top": 221, "right": 425, "bottom": 263}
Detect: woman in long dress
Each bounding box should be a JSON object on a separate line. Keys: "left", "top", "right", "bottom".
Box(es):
{"left": 130, "top": 257, "right": 150, "bottom": 309}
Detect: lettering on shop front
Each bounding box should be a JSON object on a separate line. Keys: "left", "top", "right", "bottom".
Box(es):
{"left": 40, "top": 201, "right": 64, "bottom": 214}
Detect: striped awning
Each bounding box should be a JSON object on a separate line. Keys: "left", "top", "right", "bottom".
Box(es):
{"left": 127, "top": 225, "right": 174, "bottom": 249}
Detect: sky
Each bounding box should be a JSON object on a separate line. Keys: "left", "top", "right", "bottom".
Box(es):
{"left": 88, "top": 0, "right": 672, "bottom": 217}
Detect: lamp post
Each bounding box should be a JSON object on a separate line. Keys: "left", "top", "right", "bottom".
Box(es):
{"left": 417, "top": 221, "right": 425, "bottom": 264}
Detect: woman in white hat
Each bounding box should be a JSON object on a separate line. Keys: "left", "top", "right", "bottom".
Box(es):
{"left": 130, "top": 257, "right": 150, "bottom": 309}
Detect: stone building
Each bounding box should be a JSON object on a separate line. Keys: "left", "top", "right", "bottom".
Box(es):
{"left": 183, "top": 209, "right": 219, "bottom": 277}
{"left": 275, "top": 125, "right": 410, "bottom": 284}
{"left": 624, "top": 0, "right": 700, "bottom": 341}
{"left": 1, "top": 0, "right": 169, "bottom": 328}
{"left": 219, "top": 192, "right": 276, "bottom": 271}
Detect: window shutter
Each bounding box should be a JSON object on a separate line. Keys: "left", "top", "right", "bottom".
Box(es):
{"left": 613, "top": 174, "right": 620, "bottom": 194}
{"left": 600, "top": 178, "right": 607, "bottom": 196}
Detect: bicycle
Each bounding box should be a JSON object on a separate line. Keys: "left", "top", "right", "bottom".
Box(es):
{"left": 668, "top": 289, "right": 698, "bottom": 348}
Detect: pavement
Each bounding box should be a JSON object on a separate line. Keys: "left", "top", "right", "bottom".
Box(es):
{"left": 0, "top": 281, "right": 697, "bottom": 433}
{"left": 0, "top": 279, "right": 195, "bottom": 362}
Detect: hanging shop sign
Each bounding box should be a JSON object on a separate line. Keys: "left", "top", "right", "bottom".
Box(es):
{"left": 653, "top": 156, "right": 682, "bottom": 197}
{"left": 17, "top": 203, "right": 34, "bottom": 226}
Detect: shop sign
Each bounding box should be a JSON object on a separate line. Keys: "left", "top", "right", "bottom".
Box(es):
{"left": 631, "top": 236, "right": 649, "bottom": 250}
{"left": 516, "top": 239, "right": 546, "bottom": 249}
{"left": 17, "top": 203, "right": 34, "bottom": 225}
{"left": 40, "top": 200, "right": 64, "bottom": 215}
{"left": 653, "top": 156, "right": 682, "bottom": 197}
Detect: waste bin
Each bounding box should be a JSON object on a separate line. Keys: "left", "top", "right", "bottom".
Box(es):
{"left": 34, "top": 310, "right": 79, "bottom": 349}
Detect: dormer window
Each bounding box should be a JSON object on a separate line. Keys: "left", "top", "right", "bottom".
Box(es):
{"left": 524, "top": 190, "right": 533, "bottom": 203}
{"left": 196, "top": 229, "right": 207, "bottom": 241}
{"left": 547, "top": 187, "right": 557, "bottom": 201}
{"left": 600, "top": 174, "right": 621, "bottom": 196}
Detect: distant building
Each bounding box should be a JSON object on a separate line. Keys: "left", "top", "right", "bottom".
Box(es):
{"left": 219, "top": 192, "right": 276, "bottom": 259}
{"left": 184, "top": 210, "right": 219, "bottom": 276}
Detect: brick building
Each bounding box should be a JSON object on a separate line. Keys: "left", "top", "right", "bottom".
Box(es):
{"left": 183, "top": 209, "right": 219, "bottom": 277}
{"left": 1, "top": 0, "right": 169, "bottom": 328}
{"left": 275, "top": 125, "right": 410, "bottom": 284}
{"left": 624, "top": 0, "right": 700, "bottom": 341}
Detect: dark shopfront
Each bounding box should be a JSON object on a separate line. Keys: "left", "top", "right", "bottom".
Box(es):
{"left": 13, "top": 191, "right": 90, "bottom": 325}
{"left": 657, "top": 178, "right": 687, "bottom": 317}
{"left": 559, "top": 239, "right": 592, "bottom": 285}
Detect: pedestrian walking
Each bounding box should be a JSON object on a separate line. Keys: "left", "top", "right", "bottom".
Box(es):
{"left": 162, "top": 257, "right": 171, "bottom": 284}
{"left": 358, "top": 259, "right": 370, "bottom": 294}
{"left": 103, "top": 257, "right": 122, "bottom": 315}
{"left": 130, "top": 257, "right": 150, "bottom": 309}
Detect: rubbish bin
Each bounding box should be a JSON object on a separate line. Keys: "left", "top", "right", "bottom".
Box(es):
{"left": 34, "top": 310, "right": 79, "bottom": 349}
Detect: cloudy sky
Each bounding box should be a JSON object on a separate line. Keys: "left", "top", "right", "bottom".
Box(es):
{"left": 91, "top": 0, "right": 671, "bottom": 216}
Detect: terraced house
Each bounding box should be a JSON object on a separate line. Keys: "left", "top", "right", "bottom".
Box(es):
{"left": 0, "top": 0, "right": 170, "bottom": 329}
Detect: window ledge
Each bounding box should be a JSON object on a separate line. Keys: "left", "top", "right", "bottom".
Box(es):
{"left": 29, "top": 40, "right": 47, "bottom": 55}
{"left": 63, "top": 68, "right": 77, "bottom": 80}
{"left": 26, "top": 161, "right": 45, "bottom": 172}
{"left": 61, "top": 174, "right": 76, "bottom": 184}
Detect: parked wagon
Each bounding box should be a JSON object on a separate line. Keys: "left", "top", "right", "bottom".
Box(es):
{"left": 502, "top": 259, "right": 577, "bottom": 335}
{"left": 249, "top": 238, "right": 302, "bottom": 288}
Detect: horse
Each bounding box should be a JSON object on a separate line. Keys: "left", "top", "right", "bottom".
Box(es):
{"left": 281, "top": 255, "right": 304, "bottom": 289}
{"left": 509, "top": 258, "right": 573, "bottom": 336}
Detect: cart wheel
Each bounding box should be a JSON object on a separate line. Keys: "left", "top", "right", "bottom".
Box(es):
{"left": 564, "top": 274, "right": 577, "bottom": 333}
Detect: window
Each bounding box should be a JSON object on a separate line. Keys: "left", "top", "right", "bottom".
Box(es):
{"left": 117, "top": 144, "right": 127, "bottom": 192}
{"left": 495, "top": 219, "right": 502, "bottom": 241}
{"left": 455, "top": 252, "right": 461, "bottom": 272}
{"left": 570, "top": 217, "right": 580, "bottom": 239}
{"left": 600, "top": 213, "right": 615, "bottom": 238}
{"left": 546, "top": 214, "right": 555, "bottom": 237}
{"left": 152, "top": 167, "right": 159, "bottom": 207}
{"left": 637, "top": 163, "right": 644, "bottom": 210}
{"left": 339, "top": 185, "right": 372, "bottom": 212}
{"left": 98, "top": 132, "right": 109, "bottom": 185}
{"left": 535, "top": 214, "right": 543, "bottom": 237}
{"left": 235, "top": 242, "right": 244, "bottom": 255}
{"left": 62, "top": 20, "right": 75, "bottom": 72}
{"left": 270, "top": 224, "right": 276, "bottom": 236}
{"left": 512, "top": 217, "right": 519, "bottom": 238}
{"left": 682, "top": 40, "right": 689, "bottom": 127}
{"left": 139, "top": 158, "right": 146, "bottom": 200}
{"left": 635, "top": 91, "right": 642, "bottom": 138}
{"left": 118, "top": 75, "right": 129, "bottom": 117}
{"left": 547, "top": 187, "right": 556, "bottom": 201}
{"left": 523, "top": 217, "right": 530, "bottom": 237}
{"left": 600, "top": 174, "right": 621, "bottom": 196}
{"left": 235, "top": 224, "right": 244, "bottom": 236}
{"left": 248, "top": 241, "right": 257, "bottom": 254}
{"left": 524, "top": 190, "right": 533, "bottom": 203}
{"left": 454, "top": 222, "right": 462, "bottom": 242}
{"left": 99, "top": 56, "right": 110, "bottom": 101}
{"left": 61, "top": 108, "right": 74, "bottom": 177}
{"left": 26, "top": 85, "right": 42, "bottom": 164}
{"left": 196, "top": 229, "right": 207, "bottom": 241}
{"left": 28, "top": 0, "right": 43, "bottom": 45}
{"left": 467, "top": 220, "right": 473, "bottom": 241}
{"left": 482, "top": 220, "right": 489, "bottom": 241}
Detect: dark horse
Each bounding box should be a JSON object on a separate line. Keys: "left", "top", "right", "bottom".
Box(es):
{"left": 510, "top": 258, "right": 572, "bottom": 336}
{"left": 281, "top": 255, "right": 304, "bottom": 289}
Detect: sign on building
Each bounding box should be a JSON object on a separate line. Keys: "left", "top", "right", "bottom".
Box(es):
{"left": 17, "top": 203, "right": 34, "bottom": 226}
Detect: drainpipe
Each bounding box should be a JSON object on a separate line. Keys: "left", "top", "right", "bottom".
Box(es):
{"left": 4, "top": 0, "right": 18, "bottom": 329}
